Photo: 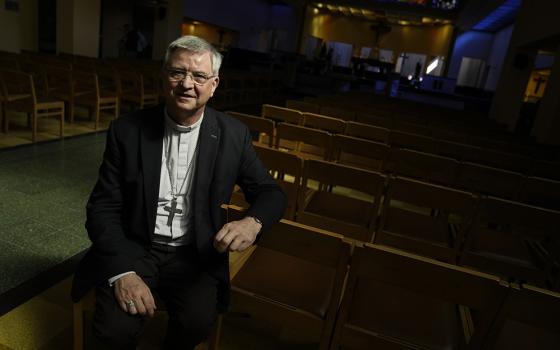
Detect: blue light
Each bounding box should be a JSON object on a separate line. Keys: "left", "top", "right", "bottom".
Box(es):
{"left": 472, "top": 0, "right": 522, "bottom": 32}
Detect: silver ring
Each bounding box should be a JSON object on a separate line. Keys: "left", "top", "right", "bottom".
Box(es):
{"left": 126, "top": 300, "right": 135, "bottom": 308}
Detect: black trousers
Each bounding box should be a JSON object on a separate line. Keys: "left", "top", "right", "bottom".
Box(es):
{"left": 92, "top": 243, "right": 219, "bottom": 350}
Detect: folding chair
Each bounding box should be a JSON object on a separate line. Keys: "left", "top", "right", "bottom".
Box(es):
{"left": 297, "top": 159, "right": 386, "bottom": 242}
{"left": 261, "top": 104, "right": 303, "bottom": 125}
{"left": 345, "top": 121, "right": 390, "bottom": 144}
{"left": 226, "top": 111, "right": 274, "bottom": 147}
{"left": 302, "top": 112, "right": 346, "bottom": 134}
{"left": 73, "top": 71, "right": 120, "bottom": 129}
{"left": 286, "top": 99, "right": 321, "bottom": 114}
{"left": 0, "top": 69, "right": 64, "bottom": 141}
{"left": 517, "top": 176, "right": 560, "bottom": 211}
{"left": 389, "top": 130, "right": 436, "bottom": 154}
{"left": 319, "top": 106, "right": 355, "bottom": 121}
{"left": 455, "top": 162, "right": 525, "bottom": 200}
{"left": 275, "top": 122, "right": 332, "bottom": 160}
{"left": 331, "top": 134, "right": 391, "bottom": 172}
{"left": 460, "top": 196, "right": 560, "bottom": 288}
{"left": 532, "top": 159, "right": 560, "bottom": 181}
{"left": 329, "top": 243, "right": 509, "bottom": 350}
{"left": 392, "top": 148, "right": 459, "bottom": 186}
{"left": 483, "top": 283, "right": 560, "bottom": 349}
{"left": 227, "top": 205, "right": 351, "bottom": 350}
{"left": 375, "top": 176, "right": 477, "bottom": 263}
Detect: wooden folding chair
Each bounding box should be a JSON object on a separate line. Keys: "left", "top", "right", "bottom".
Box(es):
{"left": 275, "top": 122, "right": 332, "bottom": 160}
{"left": 463, "top": 149, "right": 533, "bottom": 174}
{"left": 392, "top": 148, "right": 459, "bottom": 186}
{"left": 483, "top": 283, "right": 560, "bottom": 349}
{"left": 331, "top": 134, "right": 391, "bottom": 172}
{"left": 286, "top": 99, "right": 321, "bottom": 113}
{"left": 319, "top": 106, "right": 356, "bottom": 121}
{"left": 375, "top": 176, "right": 477, "bottom": 263}
{"left": 73, "top": 71, "right": 120, "bottom": 130}
{"left": 433, "top": 140, "right": 480, "bottom": 161}
{"left": 297, "top": 159, "right": 386, "bottom": 242}
{"left": 226, "top": 111, "right": 274, "bottom": 147}
{"left": 261, "top": 104, "right": 303, "bottom": 125}
{"left": 329, "top": 243, "right": 509, "bottom": 350}
{"left": 0, "top": 69, "right": 64, "bottom": 141}
{"left": 45, "top": 67, "right": 81, "bottom": 123}
{"left": 517, "top": 176, "right": 560, "bottom": 211}
{"left": 355, "top": 112, "right": 394, "bottom": 129}
{"left": 460, "top": 196, "right": 560, "bottom": 288}
{"left": 118, "top": 69, "right": 159, "bottom": 110}
{"left": 531, "top": 159, "right": 560, "bottom": 181}
{"left": 227, "top": 205, "right": 351, "bottom": 350}
{"left": 345, "top": 121, "right": 390, "bottom": 144}
{"left": 254, "top": 145, "right": 303, "bottom": 220}
{"left": 455, "top": 162, "right": 525, "bottom": 200}
{"left": 389, "top": 130, "right": 436, "bottom": 154}
{"left": 302, "top": 112, "right": 346, "bottom": 134}
{"left": 394, "top": 120, "right": 431, "bottom": 137}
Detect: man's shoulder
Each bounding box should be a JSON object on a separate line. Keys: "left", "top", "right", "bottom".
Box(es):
{"left": 206, "top": 107, "right": 247, "bottom": 133}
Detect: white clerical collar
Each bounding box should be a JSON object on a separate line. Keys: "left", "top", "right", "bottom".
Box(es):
{"left": 164, "top": 108, "right": 204, "bottom": 133}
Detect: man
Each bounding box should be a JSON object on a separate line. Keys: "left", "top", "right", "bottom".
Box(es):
{"left": 71, "top": 35, "right": 286, "bottom": 349}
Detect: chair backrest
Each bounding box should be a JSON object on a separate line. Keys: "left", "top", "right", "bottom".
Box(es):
{"left": 261, "top": 104, "right": 303, "bottom": 125}
{"left": 389, "top": 130, "right": 436, "bottom": 154}
{"left": 226, "top": 111, "right": 274, "bottom": 147}
{"left": 344, "top": 121, "right": 389, "bottom": 144}
{"left": 330, "top": 243, "right": 508, "bottom": 350}
{"left": 455, "top": 162, "right": 525, "bottom": 200}
{"left": 518, "top": 176, "right": 560, "bottom": 211}
{"left": 72, "top": 70, "right": 100, "bottom": 98}
{"left": 463, "top": 149, "right": 533, "bottom": 174}
{"left": 331, "top": 134, "right": 390, "bottom": 172}
{"left": 532, "top": 160, "right": 560, "bottom": 181}
{"left": 319, "top": 106, "right": 356, "bottom": 121}
{"left": 376, "top": 176, "right": 477, "bottom": 262}
{"left": 393, "top": 148, "right": 459, "bottom": 186}
{"left": 302, "top": 112, "right": 346, "bottom": 134}
{"left": 355, "top": 112, "right": 394, "bottom": 129}
{"left": 462, "top": 196, "right": 560, "bottom": 285}
{"left": 275, "top": 122, "right": 332, "bottom": 160}
{"left": 298, "top": 159, "right": 386, "bottom": 242}
{"left": 394, "top": 120, "right": 431, "bottom": 137}
{"left": 286, "top": 99, "right": 321, "bottom": 114}
{"left": 254, "top": 145, "right": 303, "bottom": 220}
{"left": 0, "top": 69, "right": 35, "bottom": 103}
{"left": 434, "top": 139, "right": 480, "bottom": 161}
{"left": 45, "top": 67, "right": 73, "bottom": 96}
{"left": 484, "top": 284, "right": 560, "bottom": 349}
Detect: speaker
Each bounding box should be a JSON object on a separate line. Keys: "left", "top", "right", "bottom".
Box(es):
{"left": 513, "top": 53, "right": 529, "bottom": 70}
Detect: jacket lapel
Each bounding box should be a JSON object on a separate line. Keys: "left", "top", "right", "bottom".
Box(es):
{"left": 195, "top": 109, "right": 220, "bottom": 229}
{"left": 140, "top": 107, "right": 164, "bottom": 236}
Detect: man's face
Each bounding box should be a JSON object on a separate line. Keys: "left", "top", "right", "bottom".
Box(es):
{"left": 163, "top": 49, "right": 219, "bottom": 122}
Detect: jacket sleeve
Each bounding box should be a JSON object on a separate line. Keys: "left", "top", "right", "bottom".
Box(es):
{"left": 85, "top": 121, "right": 145, "bottom": 279}
{"left": 235, "top": 125, "right": 287, "bottom": 233}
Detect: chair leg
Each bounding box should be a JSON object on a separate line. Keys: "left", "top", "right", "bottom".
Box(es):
{"left": 94, "top": 105, "right": 100, "bottom": 130}
{"left": 32, "top": 111, "right": 38, "bottom": 142}
{"left": 207, "top": 314, "right": 222, "bottom": 350}
{"left": 73, "top": 302, "right": 84, "bottom": 350}
{"left": 60, "top": 106, "right": 65, "bottom": 139}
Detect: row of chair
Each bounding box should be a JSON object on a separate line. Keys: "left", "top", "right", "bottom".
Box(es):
{"left": 225, "top": 205, "right": 560, "bottom": 350}
{"left": 233, "top": 148, "right": 560, "bottom": 290}
{"left": 228, "top": 111, "right": 560, "bottom": 209}
{"left": 260, "top": 104, "right": 560, "bottom": 179}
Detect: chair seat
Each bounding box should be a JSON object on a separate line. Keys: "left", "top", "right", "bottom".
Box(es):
{"left": 347, "top": 278, "right": 463, "bottom": 350}
{"left": 5, "top": 93, "right": 31, "bottom": 102}
{"left": 36, "top": 99, "right": 65, "bottom": 109}
{"left": 305, "top": 190, "right": 372, "bottom": 226}
{"left": 232, "top": 247, "right": 336, "bottom": 318}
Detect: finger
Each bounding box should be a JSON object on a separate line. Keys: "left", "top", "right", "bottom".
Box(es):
{"left": 214, "top": 223, "right": 231, "bottom": 242}
{"left": 228, "top": 236, "right": 247, "bottom": 252}
{"left": 118, "top": 300, "right": 128, "bottom": 313}
{"left": 133, "top": 296, "right": 149, "bottom": 315}
{"left": 141, "top": 293, "right": 156, "bottom": 317}
{"left": 215, "top": 230, "right": 236, "bottom": 252}
{"left": 128, "top": 302, "right": 138, "bottom": 315}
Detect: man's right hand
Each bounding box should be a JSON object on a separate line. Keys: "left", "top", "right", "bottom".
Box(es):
{"left": 114, "top": 273, "right": 157, "bottom": 317}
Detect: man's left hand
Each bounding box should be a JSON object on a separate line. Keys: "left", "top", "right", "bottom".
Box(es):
{"left": 213, "top": 216, "right": 262, "bottom": 253}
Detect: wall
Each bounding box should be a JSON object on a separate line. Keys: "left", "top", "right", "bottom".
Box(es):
{"left": 447, "top": 30, "right": 493, "bottom": 80}
{"left": 56, "top": 0, "right": 74, "bottom": 54}
{"left": 0, "top": 0, "right": 37, "bottom": 53}
{"left": 100, "top": 0, "right": 132, "bottom": 58}
{"left": 304, "top": 10, "right": 453, "bottom": 60}
{"left": 484, "top": 24, "right": 513, "bottom": 91}
{"left": 73, "top": 0, "right": 100, "bottom": 57}
{"left": 183, "top": 0, "right": 298, "bottom": 52}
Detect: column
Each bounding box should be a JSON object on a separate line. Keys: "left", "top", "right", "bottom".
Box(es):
{"left": 532, "top": 43, "right": 560, "bottom": 145}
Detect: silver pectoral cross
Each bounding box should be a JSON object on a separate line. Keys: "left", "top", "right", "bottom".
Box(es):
{"left": 164, "top": 198, "right": 182, "bottom": 226}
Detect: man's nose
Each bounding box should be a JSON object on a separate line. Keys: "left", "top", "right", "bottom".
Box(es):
{"left": 179, "top": 74, "right": 195, "bottom": 88}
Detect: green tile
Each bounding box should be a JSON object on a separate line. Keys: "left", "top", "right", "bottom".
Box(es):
{"left": 29, "top": 230, "right": 90, "bottom": 263}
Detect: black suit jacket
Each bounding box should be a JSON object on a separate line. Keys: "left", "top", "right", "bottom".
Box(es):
{"left": 71, "top": 105, "right": 286, "bottom": 311}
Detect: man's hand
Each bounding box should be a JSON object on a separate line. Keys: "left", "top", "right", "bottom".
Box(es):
{"left": 213, "top": 216, "right": 262, "bottom": 253}
{"left": 114, "top": 273, "right": 156, "bottom": 317}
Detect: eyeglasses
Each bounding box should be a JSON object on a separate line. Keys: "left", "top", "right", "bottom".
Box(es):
{"left": 164, "top": 68, "right": 215, "bottom": 85}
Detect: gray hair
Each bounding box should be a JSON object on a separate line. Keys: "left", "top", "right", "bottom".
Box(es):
{"left": 163, "top": 35, "right": 223, "bottom": 75}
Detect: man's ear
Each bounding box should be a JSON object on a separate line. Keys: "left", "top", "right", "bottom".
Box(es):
{"left": 210, "top": 76, "right": 220, "bottom": 97}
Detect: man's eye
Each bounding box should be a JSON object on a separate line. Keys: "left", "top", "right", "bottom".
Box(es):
{"left": 169, "top": 70, "right": 184, "bottom": 78}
